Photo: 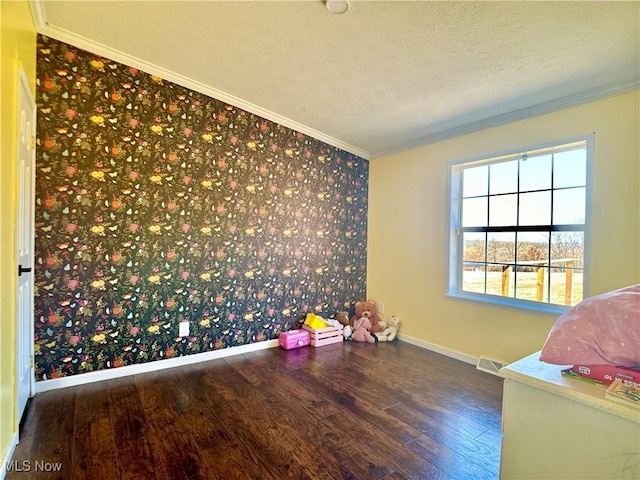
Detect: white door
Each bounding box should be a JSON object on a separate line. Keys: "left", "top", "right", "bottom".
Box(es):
{"left": 16, "top": 66, "right": 36, "bottom": 424}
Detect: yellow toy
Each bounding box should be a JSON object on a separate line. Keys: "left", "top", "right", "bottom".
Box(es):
{"left": 303, "top": 313, "right": 328, "bottom": 330}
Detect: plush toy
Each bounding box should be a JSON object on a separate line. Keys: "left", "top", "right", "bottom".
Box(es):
{"left": 336, "top": 311, "right": 353, "bottom": 340}
{"left": 343, "top": 325, "right": 353, "bottom": 340}
{"left": 376, "top": 316, "right": 401, "bottom": 342}
{"left": 350, "top": 300, "right": 383, "bottom": 334}
{"left": 336, "top": 311, "right": 350, "bottom": 326}
{"left": 352, "top": 316, "right": 377, "bottom": 343}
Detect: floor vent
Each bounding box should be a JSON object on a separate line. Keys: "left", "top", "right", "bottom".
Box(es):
{"left": 476, "top": 356, "right": 506, "bottom": 377}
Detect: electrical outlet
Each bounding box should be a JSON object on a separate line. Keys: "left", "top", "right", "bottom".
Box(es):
{"left": 179, "top": 321, "right": 189, "bottom": 337}
{"left": 378, "top": 303, "right": 384, "bottom": 314}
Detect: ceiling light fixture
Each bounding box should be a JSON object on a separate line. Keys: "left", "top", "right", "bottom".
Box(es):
{"left": 325, "top": 0, "right": 351, "bottom": 14}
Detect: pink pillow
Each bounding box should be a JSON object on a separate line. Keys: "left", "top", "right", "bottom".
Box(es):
{"left": 540, "top": 284, "right": 640, "bottom": 367}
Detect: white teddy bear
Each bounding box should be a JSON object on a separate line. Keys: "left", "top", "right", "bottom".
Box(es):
{"left": 343, "top": 324, "right": 353, "bottom": 340}
{"left": 375, "top": 315, "right": 401, "bottom": 342}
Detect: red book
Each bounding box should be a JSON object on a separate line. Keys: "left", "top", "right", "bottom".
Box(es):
{"left": 562, "top": 364, "right": 640, "bottom": 387}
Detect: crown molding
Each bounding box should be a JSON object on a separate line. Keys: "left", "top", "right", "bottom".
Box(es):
{"left": 29, "top": 0, "right": 47, "bottom": 31}
{"left": 29, "top": 0, "right": 371, "bottom": 160}
{"left": 370, "top": 77, "right": 640, "bottom": 159}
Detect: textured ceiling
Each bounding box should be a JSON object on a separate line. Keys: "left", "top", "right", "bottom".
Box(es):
{"left": 34, "top": 1, "right": 640, "bottom": 159}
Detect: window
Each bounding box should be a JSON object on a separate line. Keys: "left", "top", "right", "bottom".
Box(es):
{"left": 448, "top": 136, "right": 592, "bottom": 311}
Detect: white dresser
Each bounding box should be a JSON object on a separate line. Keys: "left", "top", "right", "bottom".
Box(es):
{"left": 500, "top": 352, "right": 640, "bottom": 479}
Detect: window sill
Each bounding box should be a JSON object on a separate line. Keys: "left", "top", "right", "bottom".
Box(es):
{"left": 445, "top": 291, "right": 570, "bottom": 316}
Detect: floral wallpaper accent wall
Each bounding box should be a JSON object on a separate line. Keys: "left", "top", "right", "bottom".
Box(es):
{"left": 34, "top": 36, "right": 368, "bottom": 380}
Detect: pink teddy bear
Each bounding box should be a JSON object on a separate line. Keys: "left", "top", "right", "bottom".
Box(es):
{"left": 352, "top": 316, "right": 377, "bottom": 343}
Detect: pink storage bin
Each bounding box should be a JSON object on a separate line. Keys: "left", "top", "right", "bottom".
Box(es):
{"left": 278, "top": 329, "right": 311, "bottom": 350}
{"left": 302, "top": 324, "right": 344, "bottom": 347}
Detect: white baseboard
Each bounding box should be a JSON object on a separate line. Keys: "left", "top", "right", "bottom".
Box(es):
{"left": 32, "top": 334, "right": 477, "bottom": 394}
{"left": 397, "top": 333, "right": 478, "bottom": 365}
{"left": 34, "top": 339, "right": 280, "bottom": 394}
{"left": 0, "top": 432, "right": 19, "bottom": 480}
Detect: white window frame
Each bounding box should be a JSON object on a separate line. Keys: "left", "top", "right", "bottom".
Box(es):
{"left": 446, "top": 134, "right": 593, "bottom": 314}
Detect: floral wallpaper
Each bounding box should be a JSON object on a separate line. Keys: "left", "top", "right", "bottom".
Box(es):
{"left": 34, "top": 36, "right": 368, "bottom": 380}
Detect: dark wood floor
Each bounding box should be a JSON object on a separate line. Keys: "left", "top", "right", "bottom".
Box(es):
{"left": 8, "top": 341, "right": 503, "bottom": 480}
